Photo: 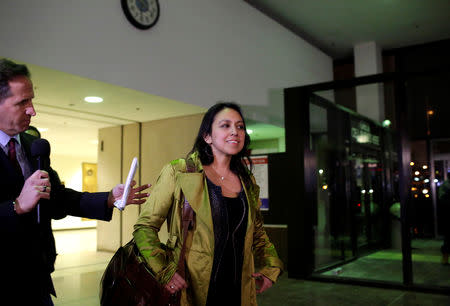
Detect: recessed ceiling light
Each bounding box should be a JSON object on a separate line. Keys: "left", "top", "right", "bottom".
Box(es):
{"left": 84, "top": 96, "right": 103, "bottom": 103}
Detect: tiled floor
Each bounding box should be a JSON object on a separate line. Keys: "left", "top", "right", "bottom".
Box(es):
{"left": 52, "top": 229, "right": 111, "bottom": 305}
{"left": 259, "top": 276, "right": 450, "bottom": 306}
{"left": 317, "top": 238, "right": 450, "bottom": 289}
{"left": 51, "top": 229, "right": 450, "bottom": 305}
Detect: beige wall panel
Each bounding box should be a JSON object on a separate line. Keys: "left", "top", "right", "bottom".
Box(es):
{"left": 121, "top": 123, "right": 141, "bottom": 245}
{"left": 97, "top": 126, "right": 122, "bottom": 251}
{"left": 141, "top": 113, "right": 204, "bottom": 242}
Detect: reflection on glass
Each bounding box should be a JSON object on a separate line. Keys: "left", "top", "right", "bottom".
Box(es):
{"left": 410, "top": 140, "right": 450, "bottom": 287}
{"left": 311, "top": 103, "right": 337, "bottom": 268}
{"left": 310, "top": 92, "right": 402, "bottom": 284}
{"left": 245, "top": 120, "right": 285, "bottom": 154}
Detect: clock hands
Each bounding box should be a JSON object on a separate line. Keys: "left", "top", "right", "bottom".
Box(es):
{"left": 135, "top": 0, "right": 149, "bottom": 12}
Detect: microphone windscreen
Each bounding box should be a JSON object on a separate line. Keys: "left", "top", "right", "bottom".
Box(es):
{"left": 31, "top": 138, "right": 51, "bottom": 158}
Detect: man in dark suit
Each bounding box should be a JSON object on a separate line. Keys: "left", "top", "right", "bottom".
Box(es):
{"left": 0, "top": 58, "right": 149, "bottom": 305}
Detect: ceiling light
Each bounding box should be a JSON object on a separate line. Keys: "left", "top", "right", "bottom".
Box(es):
{"left": 84, "top": 96, "right": 103, "bottom": 103}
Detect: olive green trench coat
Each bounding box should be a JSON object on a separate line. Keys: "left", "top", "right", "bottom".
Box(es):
{"left": 133, "top": 153, "right": 283, "bottom": 305}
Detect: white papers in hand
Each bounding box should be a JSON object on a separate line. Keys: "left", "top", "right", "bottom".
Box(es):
{"left": 114, "top": 157, "right": 138, "bottom": 211}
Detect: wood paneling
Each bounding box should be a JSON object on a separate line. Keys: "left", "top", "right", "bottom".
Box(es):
{"left": 141, "top": 113, "right": 204, "bottom": 243}
{"left": 121, "top": 123, "right": 141, "bottom": 244}
{"left": 97, "top": 126, "right": 122, "bottom": 251}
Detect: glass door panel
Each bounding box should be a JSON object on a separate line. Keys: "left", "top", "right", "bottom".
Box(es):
{"left": 410, "top": 139, "right": 450, "bottom": 287}
{"left": 310, "top": 89, "right": 402, "bottom": 284}
{"left": 311, "top": 102, "right": 352, "bottom": 270}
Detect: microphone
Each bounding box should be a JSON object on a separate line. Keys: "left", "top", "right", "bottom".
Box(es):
{"left": 31, "top": 139, "right": 51, "bottom": 224}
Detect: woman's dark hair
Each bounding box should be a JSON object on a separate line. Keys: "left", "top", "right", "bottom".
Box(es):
{"left": 189, "top": 102, "right": 253, "bottom": 186}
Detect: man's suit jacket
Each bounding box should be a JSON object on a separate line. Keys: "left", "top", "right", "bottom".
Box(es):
{"left": 0, "top": 132, "right": 113, "bottom": 303}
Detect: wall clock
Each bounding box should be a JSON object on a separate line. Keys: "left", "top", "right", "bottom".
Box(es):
{"left": 121, "top": 0, "right": 160, "bottom": 30}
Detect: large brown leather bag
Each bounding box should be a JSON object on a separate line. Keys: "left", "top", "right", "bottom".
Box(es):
{"left": 100, "top": 199, "right": 194, "bottom": 306}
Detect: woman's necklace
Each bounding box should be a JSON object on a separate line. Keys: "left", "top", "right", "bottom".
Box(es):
{"left": 206, "top": 165, "right": 241, "bottom": 196}
{"left": 211, "top": 166, "right": 230, "bottom": 182}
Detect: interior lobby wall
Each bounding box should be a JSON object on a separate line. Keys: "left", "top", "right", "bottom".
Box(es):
{"left": 0, "top": 0, "right": 332, "bottom": 111}
{"left": 140, "top": 113, "right": 204, "bottom": 244}
{"left": 97, "top": 126, "right": 122, "bottom": 251}
{"left": 97, "top": 113, "right": 203, "bottom": 251}
{"left": 121, "top": 123, "right": 141, "bottom": 244}
{"left": 50, "top": 154, "right": 96, "bottom": 191}
{"left": 50, "top": 154, "right": 99, "bottom": 230}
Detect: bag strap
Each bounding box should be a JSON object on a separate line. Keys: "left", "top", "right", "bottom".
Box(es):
{"left": 177, "top": 199, "right": 194, "bottom": 279}
{"left": 176, "top": 158, "right": 196, "bottom": 279}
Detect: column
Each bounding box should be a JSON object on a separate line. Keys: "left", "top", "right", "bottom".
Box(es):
{"left": 354, "top": 41, "right": 385, "bottom": 122}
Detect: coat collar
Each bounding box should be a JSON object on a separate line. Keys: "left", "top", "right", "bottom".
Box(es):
{"left": 19, "top": 132, "right": 35, "bottom": 161}
{"left": 177, "top": 171, "right": 214, "bottom": 234}
{"left": 0, "top": 132, "right": 35, "bottom": 176}
{"left": 174, "top": 152, "right": 259, "bottom": 233}
{"left": 176, "top": 153, "right": 214, "bottom": 232}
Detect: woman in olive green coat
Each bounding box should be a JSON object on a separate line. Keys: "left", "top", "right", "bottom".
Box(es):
{"left": 134, "top": 102, "right": 283, "bottom": 305}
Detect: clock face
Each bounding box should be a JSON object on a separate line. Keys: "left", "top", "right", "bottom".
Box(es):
{"left": 121, "top": 0, "right": 160, "bottom": 30}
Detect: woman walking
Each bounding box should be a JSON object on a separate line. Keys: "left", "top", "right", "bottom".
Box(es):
{"left": 134, "top": 102, "right": 283, "bottom": 305}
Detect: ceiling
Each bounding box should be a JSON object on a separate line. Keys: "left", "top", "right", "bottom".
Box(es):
{"left": 22, "top": 1, "right": 450, "bottom": 159}
{"left": 25, "top": 62, "right": 205, "bottom": 159}
{"left": 25, "top": 61, "right": 285, "bottom": 160}
{"left": 245, "top": 0, "right": 450, "bottom": 59}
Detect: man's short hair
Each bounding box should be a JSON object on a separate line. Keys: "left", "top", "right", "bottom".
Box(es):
{"left": 0, "top": 59, "right": 31, "bottom": 103}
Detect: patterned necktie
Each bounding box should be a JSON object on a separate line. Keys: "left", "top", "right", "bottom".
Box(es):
{"left": 8, "top": 138, "right": 23, "bottom": 176}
